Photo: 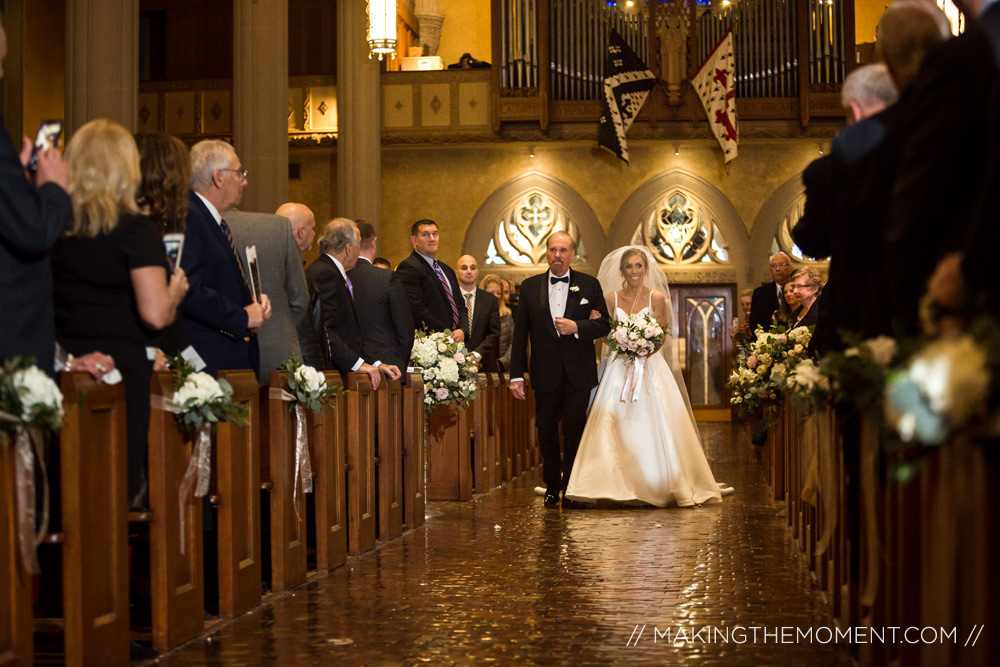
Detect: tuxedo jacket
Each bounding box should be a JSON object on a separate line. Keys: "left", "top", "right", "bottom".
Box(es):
{"left": 227, "top": 210, "right": 323, "bottom": 380}
{"left": 305, "top": 254, "right": 363, "bottom": 378}
{"left": 0, "top": 120, "right": 73, "bottom": 373}
{"left": 749, "top": 282, "right": 783, "bottom": 334}
{"left": 348, "top": 258, "right": 414, "bottom": 376}
{"left": 178, "top": 192, "right": 258, "bottom": 376}
{"left": 395, "top": 250, "right": 468, "bottom": 333}
{"left": 463, "top": 288, "right": 501, "bottom": 373}
{"left": 885, "top": 3, "right": 1000, "bottom": 332}
{"left": 509, "top": 269, "right": 610, "bottom": 392}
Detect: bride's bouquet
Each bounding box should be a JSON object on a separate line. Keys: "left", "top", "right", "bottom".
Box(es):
{"left": 607, "top": 311, "right": 666, "bottom": 363}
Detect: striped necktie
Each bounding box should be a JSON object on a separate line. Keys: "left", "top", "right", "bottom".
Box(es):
{"left": 219, "top": 218, "right": 253, "bottom": 303}
{"left": 433, "top": 260, "right": 460, "bottom": 329}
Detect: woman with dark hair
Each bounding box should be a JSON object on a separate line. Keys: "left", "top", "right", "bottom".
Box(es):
{"left": 52, "top": 120, "right": 189, "bottom": 509}
{"left": 772, "top": 281, "right": 801, "bottom": 328}
{"left": 136, "top": 133, "right": 194, "bottom": 367}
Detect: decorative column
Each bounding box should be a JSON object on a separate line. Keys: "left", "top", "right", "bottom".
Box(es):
{"left": 233, "top": 0, "right": 288, "bottom": 214}
{"left": 337, "top": 0, "right": 382, "bottom": 233}
{"left": 64, "top": 0, "right": 138, "bottom": 136}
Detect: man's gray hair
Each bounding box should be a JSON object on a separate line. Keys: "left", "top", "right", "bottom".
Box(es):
{"left": 842, "top": 63, "right": 898, "bottom": 110}
{"left": 877, "top": 0, "right": 952, "bottom": 90}
{"left": 318, "top": 217, "right": 360, "bottom": 254}
{"left": 190, "top": 140, "right": 236, "bottom": 192}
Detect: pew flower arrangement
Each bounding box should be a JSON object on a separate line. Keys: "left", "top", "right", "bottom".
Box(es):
{"left": 280, "top": 357, "right": 341, "bottom": 414}
{"left": 727, "top": 324, "right": 814, "bottom": 418}
{"left": 168, "top": 356, "right": 248, "bottom": 431}
{"left": 0, "top": 357, "right": 65, "bottom": 444}
{"left": 410, "top": 329, "right": 481, "bottom": 410}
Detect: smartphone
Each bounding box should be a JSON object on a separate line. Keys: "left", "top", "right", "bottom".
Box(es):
{"left": 27, "top": 120, "right": 64, "bottom": 172}
{"left": 163, "top": 233, "right": 185, "bottom": 273}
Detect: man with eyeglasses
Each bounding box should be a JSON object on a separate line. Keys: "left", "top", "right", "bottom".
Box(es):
{"left": 179, "top": 140, "right": 272, "bottom": 375}
{"left": 748, "top": 252, "right": 792, "bottom": 333}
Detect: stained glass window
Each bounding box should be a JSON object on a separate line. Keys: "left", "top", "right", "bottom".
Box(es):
{"left": 630, "top": 191, "right": 730, "bottom": 265}
{"left": 484, "top": 191, "right": 586, "bottom": 266}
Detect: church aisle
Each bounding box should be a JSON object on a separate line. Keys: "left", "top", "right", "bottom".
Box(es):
{"left": 156, "top": 425, "right": 852, "bottom": 666}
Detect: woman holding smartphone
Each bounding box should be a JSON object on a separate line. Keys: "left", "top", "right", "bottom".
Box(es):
{"left": 51, "top": 120, "right": 188, "bottom": 510}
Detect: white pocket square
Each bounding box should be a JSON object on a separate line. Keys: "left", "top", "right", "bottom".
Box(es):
{"left": 580, "top": 298, "right": 589, "bottom": 305}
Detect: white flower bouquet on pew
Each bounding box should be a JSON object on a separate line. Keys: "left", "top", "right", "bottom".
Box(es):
{"left": 0, "top": 357, "right": 64, "bottom": 444}
{"left": 0, "top": 357, "right": 65, "bottom": 573}
{"left": 167, "top": 356, "right": 248, "bottom": 432}
{"left": 410, "top": 329, "right": 481, "bottom": 410}
{"left": 280, "top": 357, "right": 341, "bottom": 414}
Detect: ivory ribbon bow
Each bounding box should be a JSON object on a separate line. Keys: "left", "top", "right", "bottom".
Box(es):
{"left": 269, "top": 388, "right": 315, "bottom": 522}
{"left": 0, "top": 413, "right": 48, "bottom": 574}
{"left": 619, "top": 356, "right": 648, "bottom": 403}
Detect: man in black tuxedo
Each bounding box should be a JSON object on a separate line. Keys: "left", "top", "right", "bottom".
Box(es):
{"left": 180, "top": 140, "right": 271, "bottom": 376}
{"left": 748, "top": 253, "right": 792, "bottom": 333}
{"left": 306, "top": 218, "right": 400, "bottom": 387}
{"left": 395, "top": 219, "right": 468, "bottom": 342}
{"left": 347, "top": 221, "right": 414, "bottom": 381}
{"left": 456, "top": 254, "right": 500, "bottom": 373}
{"left": 0, "top": 21, "right": 74, "bottom": 374}
{"left": 509, "top": 232, "right": 610, "bottom": 507}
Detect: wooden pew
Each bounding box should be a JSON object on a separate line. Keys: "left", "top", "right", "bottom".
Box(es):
{"left": 401, "top": 372, "right": 425, "bottom": 529}
{"left": 146, "top": 372, "right": 204, "bottom": 651}
{"left": 59, "top": 372, "right": 130, "bottom": 666}
{"left": 426, "top": 401, "right": 472, "bottom": 501}
{"left": 526, "top": 376, "right": 540, "bottom": 468}
{"left": 1, "top": 417, "right": 35, "bottom": 666}
{"left": 307, "top": 373, "right": 347, "bottom": 571}
{"left": 493, "top": 373, "right": 510, "bottom": 484}
{"left": 346, "top": 373, "right": 376, "bottom": 555}
{"left": 471, "top": 373, "right": 498, "bottom": 493}
{"left": 376, "top": 378, "right": 403, "bottom": 541}
{"left": 261, "top": 371, "right": 307, "bottom": 594}
{"left": 213, "top": 370, "right": 262, "bottom": 617}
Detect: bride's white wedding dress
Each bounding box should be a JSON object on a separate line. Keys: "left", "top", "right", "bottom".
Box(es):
{"left": 565, "top": 295, "right": 728, "bottom": 507}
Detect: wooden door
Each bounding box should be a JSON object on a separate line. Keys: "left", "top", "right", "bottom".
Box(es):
{"left": 670, "top": 284, "right": 736, "bottom": 421}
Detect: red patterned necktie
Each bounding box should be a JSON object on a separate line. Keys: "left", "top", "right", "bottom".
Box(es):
{"left": 433, "top": 260, "right": 460, "bottom": 329}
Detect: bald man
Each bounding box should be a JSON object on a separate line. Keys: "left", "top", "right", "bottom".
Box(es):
{"left": 456, "top": 254, "right": 500, "bottom": 372}
{"left": 275, "top": 202, "right": 316, "bottom": 253}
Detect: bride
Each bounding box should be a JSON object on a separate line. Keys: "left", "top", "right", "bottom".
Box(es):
{"left": 564, "top": 246, "right": 732, "bottom": 507}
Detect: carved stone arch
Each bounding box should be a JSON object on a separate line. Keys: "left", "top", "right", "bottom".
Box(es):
{"left": 461, "top": 171, "right": 607, "bottom": 282}
{"left": 607, "top": 169, "right": 748, "bottom": 285}
{"left": 749, "top": 173, "right": 828, "bottom": 285}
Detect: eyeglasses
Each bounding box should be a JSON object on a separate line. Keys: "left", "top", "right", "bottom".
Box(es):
{"left": 769, "top": 262, "right": 791, "bottom": 269}
{"left": 219, "top": 168, "right": 248, "bottom": 180}
{"left": 789, "top": 283, "right": 817, "bottom": 291}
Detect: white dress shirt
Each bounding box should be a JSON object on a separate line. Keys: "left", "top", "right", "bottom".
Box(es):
{"left": 195, "top": 192, "right": 224, "bottom": 228}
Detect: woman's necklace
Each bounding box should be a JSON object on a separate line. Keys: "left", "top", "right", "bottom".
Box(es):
{"left": 622, "top": 285, "right": 645, "bottom": 315}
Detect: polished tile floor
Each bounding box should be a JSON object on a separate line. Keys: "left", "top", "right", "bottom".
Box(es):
{"left": 154, "top": 425, "right": 853, "bottom": 666}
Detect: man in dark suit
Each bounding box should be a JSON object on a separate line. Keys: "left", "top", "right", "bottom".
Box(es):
{"left": 227, "top": 210, "right": 323, "bottom": 380}
{"left": 456, "top": 254, "right": 501, "bottom": 373}
{"left": 0, "top": 21, "right": 74, "bottom": 374}
{"left": 180, "top": 140, "right": 271, "bottom": 376}
{"left": 509, "top": 232, "right": 610, "bottom": 507}
{"left": 306, "top": 218, "right": 400, "bottom": 387}
{"left": 348, "top": 221, "right": 414, "bottom": 381}
{"left": 748, "top": 252, "right": 792, "bottom": 334}
{"left": 395, "top": 219, "right": 468, "bottom": 343}
{"left": 884, "top": 0, "right": 1000, "bottom": 333}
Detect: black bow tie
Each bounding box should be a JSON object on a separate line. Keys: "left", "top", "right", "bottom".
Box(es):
{"left": 550, "top": 276, "right": 569, "bottom": 284}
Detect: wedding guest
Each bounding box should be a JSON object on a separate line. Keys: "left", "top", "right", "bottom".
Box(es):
{"left": 395, "top": 219, "right": 468, "bottom": 341}
{"left": 789, "top": 268, "right": 824, "bottom": 329}
{"left": 373, "top": 257, "right": 392, "bottom": 270}
{"left": 136, "top": 133, "right": 195, "bottom": 368}
{"left": 749, "top": 253, "right": 791, "bottom": 333}
{"left": 0, "top": 19, "right": 72, "bottom": 373}
{"left": 51, "top": 119, "right": 188, "bottom": 510}
{"left": 772, "top": 282, "right": 801, "bottom": 328}
{"left": 180, "top": 140, "right": 271, "bottom": 375}
{"left": 456, "top": 255, "right": 500, "bottom": 372}
{"left": 480, "top": 273, "right": 514, "bottom": 372}
{"left": 502, "top": 278, "right": 517, "bottom": 318}
{"left": 274, "top": 202, "right": 316, "bottom": 253}
{"left": 729, "top": 288, "right": 753, "bottom": 346}
{"left": 348, "top": 221, "right": 413, "bottom": 381}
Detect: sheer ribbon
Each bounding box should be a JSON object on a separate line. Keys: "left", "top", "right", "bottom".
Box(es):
{"left": 619, "top": 356, "right": 648, "bottom": 403}
{"left": 0, "top": 413, "right": 49, "bottom": 574}
{"left": 269, "top": 388, "right": 315, "bottom": 523}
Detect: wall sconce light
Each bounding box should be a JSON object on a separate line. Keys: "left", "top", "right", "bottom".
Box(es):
{"left": 529, "top": 145, "right": 535, "bottom": 158}
{"left": 818, "top": 142, "right": 825, "bottom": 155}
{"left": 367, "top": 0, "right": 397, "bottom": 60}
{"left": 674, "top": 144, "right": 680, "bottom": 156}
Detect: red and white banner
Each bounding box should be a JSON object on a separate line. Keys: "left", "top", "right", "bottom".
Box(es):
{"left": 691, "top": 31, "right": 738, "bottom": 164}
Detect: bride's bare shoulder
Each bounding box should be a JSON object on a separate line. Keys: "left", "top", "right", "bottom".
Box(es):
{"left": 650, "top": 290, "right": 668, "bottom": 306}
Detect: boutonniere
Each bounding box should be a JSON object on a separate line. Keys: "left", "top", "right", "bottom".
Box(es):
{"left": 569, "top": 286, "right": 580, "bottom": 293}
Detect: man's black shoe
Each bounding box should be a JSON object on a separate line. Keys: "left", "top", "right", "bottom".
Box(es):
{"left": 543, "top": 492, "right": 560, "bottom": 506}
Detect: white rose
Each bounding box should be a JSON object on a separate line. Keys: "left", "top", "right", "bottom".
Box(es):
{"left": 862, "top": 336, "right": 898, "bottom": 369}
{"left": 437, "top": 343, "right": 449, "bottom": 353}
{"left": 295, "top": 365, "right": 325, "bottom": 394}
{"left": 14, "top": 366, "right": 64, "bottom": 420}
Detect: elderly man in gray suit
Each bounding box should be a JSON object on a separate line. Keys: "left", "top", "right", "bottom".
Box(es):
{"left": 227, "top": 209, "right": 323, "bottom": 380}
